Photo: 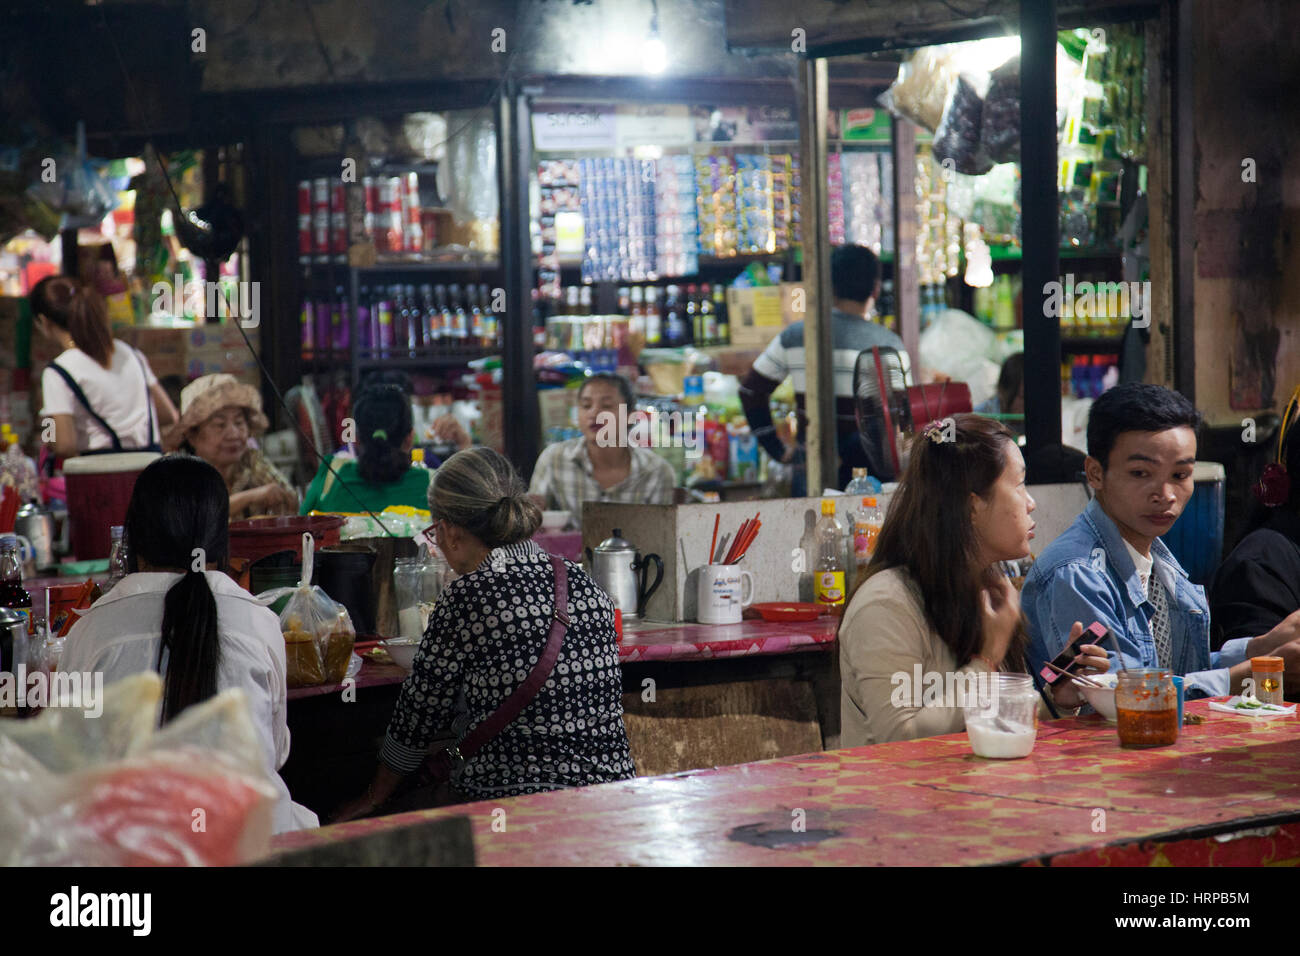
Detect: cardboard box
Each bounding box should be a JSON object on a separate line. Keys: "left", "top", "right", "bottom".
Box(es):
{"left": 726, "top": 282, "right": 804, "bottom": 347}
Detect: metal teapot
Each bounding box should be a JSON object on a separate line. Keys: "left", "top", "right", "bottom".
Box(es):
{"left": 587, "top": 528, "right": 663, "bottom": 619}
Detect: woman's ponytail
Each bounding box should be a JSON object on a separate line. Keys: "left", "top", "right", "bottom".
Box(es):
{"left": 355, "top": 385, "right": 413, "bottom": 485}
{"left": 125, "top": 455, "right": 230, "bottom": 724}
{"left": 156, "top": 568, "right": 222, "bottom": 723}
{"left": 29, "top": 276, "right": 113, "bottom": 368}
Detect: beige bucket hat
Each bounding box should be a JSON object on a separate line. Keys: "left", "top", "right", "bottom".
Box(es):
{"left": 162, "top": 373, "right": 269, "bottom": 451}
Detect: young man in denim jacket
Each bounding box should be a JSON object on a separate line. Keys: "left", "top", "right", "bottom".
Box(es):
{"left": 1022, "top": 384, "right": 1300, "bottom": 699}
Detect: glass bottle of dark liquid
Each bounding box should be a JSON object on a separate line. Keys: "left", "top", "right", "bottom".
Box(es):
{"left": 0, "top": 533, "right": 32, "bottom": 640}
{"left": 713, "top": 284, "right": 729, "bottom": 345}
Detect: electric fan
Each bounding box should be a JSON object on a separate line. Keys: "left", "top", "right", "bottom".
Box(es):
{"left": 284, "top": 381, "right": 332, "bottom": 486}
{"left": 853, "top": 346, "right": 973, "bottom": 481}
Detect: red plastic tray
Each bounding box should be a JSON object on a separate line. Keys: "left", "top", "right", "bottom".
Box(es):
{"left": 752, "top": 601, "right": 824, "bottom": 623}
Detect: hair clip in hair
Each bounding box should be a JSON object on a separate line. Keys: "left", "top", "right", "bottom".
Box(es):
{"left": 371, "top": 429, "right": 387, "bottom": 441}
{"left": 922, "top": 420, "right": 947, "bottom": 444}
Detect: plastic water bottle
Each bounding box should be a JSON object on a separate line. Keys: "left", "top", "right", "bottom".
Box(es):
{"left": 105, "top": 526, "right": 129, "bottom": 593}
{"left": 814, "top": 500, "right": 846, "bottom": 614}
{"left": 844, "top": 467, "right": 882, "bottom": 496}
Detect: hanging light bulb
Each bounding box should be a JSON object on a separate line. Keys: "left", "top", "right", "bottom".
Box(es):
{"left": 643, "top": 1, "right": 667, "bottom": 74}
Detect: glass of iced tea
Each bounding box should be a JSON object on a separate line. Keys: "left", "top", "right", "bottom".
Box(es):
{"left": 1116, "top": 669, "right": 1179, "bottom": 748}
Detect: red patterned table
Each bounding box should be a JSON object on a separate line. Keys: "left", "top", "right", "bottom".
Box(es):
{"left": 268, "top": 700, "right": 1300, "bottom": 866}
{"left": 619, "top": 616, "right": 837, "bottom": 663}
{"left": 286, "top": 618, "right": 840, "bottom": 702}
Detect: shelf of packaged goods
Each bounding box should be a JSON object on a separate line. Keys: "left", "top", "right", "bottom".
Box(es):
{"left": 1060, "top": 336, "right": 1124, "bottom": 355}
{"left": 987, "top": 246, "right": 1124, "bottom": 264}
{"left": 354, "top": 352, "right": 495, "bottom": 370}
{"left": 300, "top": 352, "right": 352, "bottom": 368}
{"left": 547, "top": 251, "right": 793, "bottom": 278}
{"left": 354, "top": 258, "right": 501, "bottom": 273}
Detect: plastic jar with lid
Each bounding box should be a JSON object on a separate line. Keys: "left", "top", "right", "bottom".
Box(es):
{"left": 1116, "top": 669, "right": 1179, "bottom": 748}
{"left": 1251, "top": 656, "right": 1284, "bottom": 705}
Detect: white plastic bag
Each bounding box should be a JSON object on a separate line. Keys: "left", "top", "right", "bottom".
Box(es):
{"left": 0, "top": 673, "right": 276, "bottom": 866}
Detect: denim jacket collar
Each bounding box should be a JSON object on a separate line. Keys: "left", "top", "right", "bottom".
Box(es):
{"left": 1079, "top": 496, "right": 1188, "bottom": 606}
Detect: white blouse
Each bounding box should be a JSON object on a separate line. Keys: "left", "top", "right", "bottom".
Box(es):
{"left": 60, "top": 571, "right": 318, "bottom": 833}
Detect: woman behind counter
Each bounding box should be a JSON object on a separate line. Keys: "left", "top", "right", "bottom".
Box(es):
{"left": 32, "top": 275, "right": 178, "bottom": 458}
{"left": 163, "top": 373, "right": 297, "bottom": 520}
{"left": 60, "top": 455, "right": 317, "bottom": 833}
{"left": 839, "top": 414, "right": 1108, "bottom": 746}
{"left": 336, "top": 447, "right": 636, "bottom": 819}
{"left": 299, "top": 383, "right": 469, "bottom": 514}
{"left": 529, "top": 372, "right": 675, "bottom": 514}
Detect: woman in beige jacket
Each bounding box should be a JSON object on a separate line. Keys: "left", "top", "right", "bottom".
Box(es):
{"left": 840, "top": 415, "right": 1109, "bottom": 746}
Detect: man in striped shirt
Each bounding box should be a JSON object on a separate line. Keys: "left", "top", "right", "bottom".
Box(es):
{"left": 740, "top": 244, "right": 911, "bottom": 491}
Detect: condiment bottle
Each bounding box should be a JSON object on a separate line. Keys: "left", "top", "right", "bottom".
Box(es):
{"left": 813, "top": 500, "right": 845, "bottom": 614}
{"left": 1116, "top": 669, "right": 1179, "bottom": 748}
{"left": 1250, "top": 656, "right": 1284, "bottom": 705}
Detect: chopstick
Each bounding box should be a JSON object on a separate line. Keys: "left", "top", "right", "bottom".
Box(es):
{"left": 709, "top": 514, "right": 720, "bottom": 565}
{"left": 1043, "top": 661, "right": 1104, "bottom": 690}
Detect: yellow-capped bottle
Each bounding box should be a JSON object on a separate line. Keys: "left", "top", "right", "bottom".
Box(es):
{"left": 814, "top": 499, "right": 846, "bottom": 614}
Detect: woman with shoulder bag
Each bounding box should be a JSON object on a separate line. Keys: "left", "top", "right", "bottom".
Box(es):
{"left": 334, "top": 447, "right": 636, "bottom": 820}
{"left": 33, "top": 276, "right": 177, "bottom": 458}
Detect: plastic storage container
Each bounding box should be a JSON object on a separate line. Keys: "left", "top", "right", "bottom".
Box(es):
{"left": 1161, "top": 461, "right": 1225, "bottom": 585}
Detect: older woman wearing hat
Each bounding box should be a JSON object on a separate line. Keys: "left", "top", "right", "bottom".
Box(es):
{"left": 163, "top": 374, "right": 298, "bottom": 520}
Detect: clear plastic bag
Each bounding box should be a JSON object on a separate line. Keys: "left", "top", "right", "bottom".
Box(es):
{"left": 257, "top": 533, "right": 355, "bottom": 687}
{"left": 0, "top": 673, "right": 277, "bottom": 866}
{"left": 876, "top": 47, "right": 962, "bottom": 133}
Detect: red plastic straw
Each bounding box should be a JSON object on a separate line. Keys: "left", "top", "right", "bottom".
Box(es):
{"left": 709, "top": 513, "right": 720, "bottom": 565}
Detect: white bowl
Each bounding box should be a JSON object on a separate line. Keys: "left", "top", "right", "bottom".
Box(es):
{"left": 541, "top": 510, "right": 571, "bottom": 532}
{"left": 379, "top": 637, "right": 419, "bottom": 671}
{"left": 1079, "top": 672, "right": 1119, "bottom": 722}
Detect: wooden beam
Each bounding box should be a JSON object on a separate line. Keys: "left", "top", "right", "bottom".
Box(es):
{"left": 1020, "top": 0, "right": 1063, "bottom": 479}
{"left": 725, "top": 0, "right": 1161, "bottom": 53}
{"left": 797, "top": 57, "right": 836, "bottom": 495}
{"left": 1170, "top": 0, "right": 1196, "bottom": 402}
{"left": 891, "top": 116, "right": 919, "bottom": 375}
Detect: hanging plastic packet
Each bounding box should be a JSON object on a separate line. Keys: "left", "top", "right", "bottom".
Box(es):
{"left": 256, "top": 533, "right": 356, "bottom": 687}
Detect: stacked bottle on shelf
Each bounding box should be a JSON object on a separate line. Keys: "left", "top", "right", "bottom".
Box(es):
{"left": 300, "top": 283, "right": 500, "bottom": 360}
{"left": 543, "top": 282, "right": 730, "bottom": 354}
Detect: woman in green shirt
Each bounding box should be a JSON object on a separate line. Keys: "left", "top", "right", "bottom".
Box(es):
{"left": 301, "top": 384, "right": 460, "bottom": 514}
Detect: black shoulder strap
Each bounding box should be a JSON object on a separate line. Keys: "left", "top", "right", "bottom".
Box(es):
{"left": 46, "top": 360, "right": 123, "bottom": 451}
{"left": 128, "top": 346, "right": 156, "bottom": 448}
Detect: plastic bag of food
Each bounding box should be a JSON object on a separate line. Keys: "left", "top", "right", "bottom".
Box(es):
{"left": 257, "top": 533, "right": 355, "bottom": 687}
{"left": 876, "top": 46, "right": 962, "bottom": 132}
{"left": 0, "top": 673, "right": 277, "bottom": 865}
{"left": 979, "top": 55, "right": 1021, "bottom": 164}
{"left": 932, "top": 73, "right": 993, "bottom": 176}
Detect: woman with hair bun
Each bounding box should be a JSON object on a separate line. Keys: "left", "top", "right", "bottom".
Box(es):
{"left": 299, "top": 384, "right": 461, "bottom": 514}
{"left": 32, "top": 275, "right": 178, "bottom": 458}
{"left": 336, "top": 447, "right": 635, "bottom": 819}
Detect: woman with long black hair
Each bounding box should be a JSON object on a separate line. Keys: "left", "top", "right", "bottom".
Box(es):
{"left": 839, "top": 414, "right": 1109, "bottom": 745}
{"left": 60, "top": 455, "right": 317, "bottom": 832}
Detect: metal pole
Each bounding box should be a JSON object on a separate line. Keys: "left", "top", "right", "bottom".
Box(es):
{"left": 1020, "top": 0, "right": 1062, "bottom": 479}
{"left": 497, "top": 81, "right": 540, "bottom": 478}
{"left": 798, "top": 56, "right": 835, "bottom": 496}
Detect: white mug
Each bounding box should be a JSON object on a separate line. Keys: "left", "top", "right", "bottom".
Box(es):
{"left": 696, "top": 563, "right": 755, "bottom": 624}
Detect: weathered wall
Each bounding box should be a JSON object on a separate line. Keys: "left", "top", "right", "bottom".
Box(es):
{"left": 191, "top": 0, "right": 798, "bottom": 91}
{"left": 1192, "top": 0, "right": 1300, "bottom": 426}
